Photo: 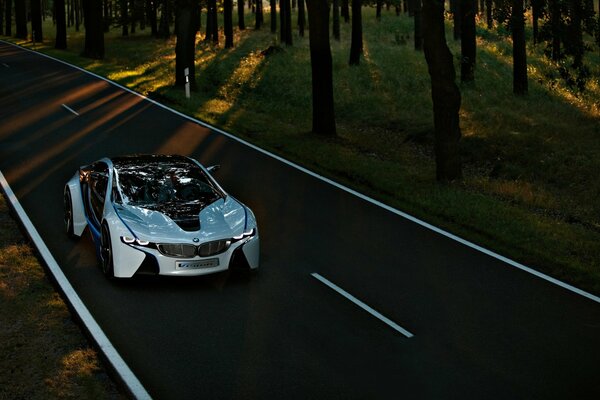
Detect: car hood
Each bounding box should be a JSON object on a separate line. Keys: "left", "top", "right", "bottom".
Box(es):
{"left": 113, "top": 197, "right": 247, "bottom": 243}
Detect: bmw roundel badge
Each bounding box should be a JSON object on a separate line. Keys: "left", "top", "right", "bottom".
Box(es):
{"left": 193, "top": 238, "right": 200, "bottom": 243}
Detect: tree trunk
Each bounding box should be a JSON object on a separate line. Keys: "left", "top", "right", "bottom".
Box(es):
{"left": 341, "top": 0, "right": 349, "bottom": 22}
{"left": 422, "top": 0, "right": 462, "bottom": 181}
{"left": 568, "top": 0, "right": 583, "bottom": 68}
{"left": 349, "top": 0, "right": 362, "bottom": 65}
{"left": 15, "top": 0, "right": 26, "bottom": 39}
{"left": 531, "top": 0, "right": 542, "bottom": 44}
{"left": 255, "top": 0, "right": 263, "bottom": 29}
{"left": 511, "top": 0, "right": 527, "bottom": 94}
{"left": 146, "top": 0, "right": 157, "bottom": 35}
{"left": 82, "top": 0, "right": 105, "bottom": 59}
{"left": 31, "top": 0, "right": 43, "bottom": 42}
{"left": 55, "top": 0, "right": 67, "bottom": 48}
{"left": 280, "top": 0, "right": 287, "bottom": 41}
{"left": 75, "top": 0, "right": 80, "bottom": 31}
{"left": 130, "top": 0, "right": 137, "bottom": 34}
{"left": 280, "top": 0, "right": 292, "bottom": 44}
{"left": 210, "top": 0, "right": 218, "bottom": 42}
{"left": 298, "top": 0, "right": 305, "bottom": 37}
{"left": 460, "top": 0, "right": 476, "bottom": 81}
{"left": 175, "top": 0, "right": 199, "bottom": 88}
{"left": 485, "top": 0, "right": 492, "bottom": 28}
{"left": 0, "top": 0, "right": 4, "bottom": 35}
{"left": 121, "top": 0, "right": 129, "bottom": 35}
{"left": 4, "top": 0, "right": 11, "bottom": 36}
{"left": 270, "top": 0, "right": 276, "bottom": 32}
{"left": 224, "top": 0, "right": 233, "bottom": 48}
{"left": 306, "top": 0, "right": 336, "bottom": 135}
{"left": 332, "top": 0, "right": 340, "bottom": 40}
{"left": 413, "top": 0, "right": 422, "bottom": 50}
{"left": 238, "top": 0, "right": 245, "bottom": 29}
{"left": 376, "top": 0, "right": 382, "bottom": 20}
{"left": 158, "top": 0, "right": 170, "bottom": 37}
{"left": 451, "top": 0, "right": 461, "bottom": 40}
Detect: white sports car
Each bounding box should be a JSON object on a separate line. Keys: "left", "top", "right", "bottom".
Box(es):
{"left": 63, "top": 154, "right": 259, "bottom": 279}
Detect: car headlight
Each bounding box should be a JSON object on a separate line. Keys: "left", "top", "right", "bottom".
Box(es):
{"left": 232, "top": 228, "right": 256, "bottom": 241}
{"left": 121, "top": 236, "right": 153, "bottom": 247}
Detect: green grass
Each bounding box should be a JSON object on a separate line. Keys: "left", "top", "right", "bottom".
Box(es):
{"left": 0, "top": 195, "right": 123, "bottom": 399}
{"left": 2, "top": 8, "right": 600, "bottom": 294}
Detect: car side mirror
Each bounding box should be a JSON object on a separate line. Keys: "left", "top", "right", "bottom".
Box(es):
{"left": 207, "top": 165, "right": 220, "bottom": 173}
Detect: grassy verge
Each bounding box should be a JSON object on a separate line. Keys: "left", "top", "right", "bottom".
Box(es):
{"left": 0, "top": 195, "right": 124, "bottom": 399}
{"left": 1, "top": 8, "right": 599, "bottom": 294}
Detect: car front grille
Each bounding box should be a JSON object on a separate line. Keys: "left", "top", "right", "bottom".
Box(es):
{"left": 157, "top": 243, "right": 197, "bottom": 258}
{"left": 157, "top": 240, "right": 231, "bottom": 258}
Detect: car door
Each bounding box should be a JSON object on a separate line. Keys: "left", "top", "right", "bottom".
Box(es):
{"left": 86, "top": 162, "right": 109, "bottom": 229}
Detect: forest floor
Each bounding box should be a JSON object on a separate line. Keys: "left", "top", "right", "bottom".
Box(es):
{"left": 0, "top": 195, "right": 124, "bottom": 399}
{"left": 1, "top": 7, "right": 599, "bottom": 301}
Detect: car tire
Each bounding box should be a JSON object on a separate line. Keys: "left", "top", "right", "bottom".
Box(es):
{"left": 100, "top": 223, "right": 115, "bottom": 280}
{"left": 64, "top": 188, "right": 77, "bottom": 239}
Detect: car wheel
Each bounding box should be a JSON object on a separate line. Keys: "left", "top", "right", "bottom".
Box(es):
{"left": 100, "top": 224, "right": 115, "bottom": 279}
{"left": 64, "top": 188, "right": 77, "bottom": 239}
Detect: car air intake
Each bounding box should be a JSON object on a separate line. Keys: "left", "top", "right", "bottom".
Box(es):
{"left": 198, "top": 240, "right": 231, "bottom": 257}
{"left": 157, "top": 243, "right": 197, "bottom": 258}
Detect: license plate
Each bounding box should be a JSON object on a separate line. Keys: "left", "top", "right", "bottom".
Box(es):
{"left": 176, "top": 259, "right": 219, "bottom": 270}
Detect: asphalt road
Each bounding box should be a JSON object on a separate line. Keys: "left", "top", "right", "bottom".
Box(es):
{"left": 1, "top": 41, "right": 599, "bottom": 399}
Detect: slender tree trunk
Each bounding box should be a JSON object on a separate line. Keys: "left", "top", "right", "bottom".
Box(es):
{"left": 460, "top": 0, "right": 476, "bottom": 81}
{"left": 413, "top": 0, "right": 422, "bottom": 50}
{"left": 209, "top": 0, "right": 218, "bottom": 42}
{"left": 175, "top": 0, "right": 199, "bottom": 88}
{"left": 75, "top": 0, "right": 80, "bottom": 31}
{"left": 0, "top": 0, "right": 4, "bottom": 35}
{"left": 270, "top": 0, "right": 276, "bottom": 32}
{"left": 531, "top": 0, "right": 541, "bottom": 44}
{"left": 341, "top": 0, "right": 349, "bottom": 22}
{"left": 298, "top": 0, "right": 305, "bottom": 37}
{"left": 146, "top": 0, "right": 157, "bottom": 35}
{"left": 376, "top": 0, "right": 382, "bottom": 20}
{"left": 130, "top": 0, "right": 137, "bottom": 34}
{"left": 158, "top": 0, "right": 170, "bottom": 37}
{"left": 121, "top": 0, "right": 129, "bottom": 35}
{"left": 422, "top": 0, "right": 462, "bottom": 181}
{"left": 82, "top": 0, "right": 105, "bottom": 59}
{"left": 512, "top": 0, "right": 527, "bottom": 94}
{"left": 332, "top": 0, "right": 339, "bottom": 40}
{"left": 255, "top": 0, "right": 263, "bottom": 28}
{"left": 280, "top": 0, "right": 287, "bottom": 41}
{"left": 205, "top": 0, "right": 213, "bottom": 40}
{"left": 4, "top": 0, "right": 11, "bottom": 36}
{"left": 224, "top": 0, "right": 233, "bottom": 47}
{"left": 238, "top": 0, "right": 245, "bottom": 29}
{"left": 349, "top": 0, "right": 362, "bottom": 65}
{"left": 280, "top": 0, "right": 291, "bottom": 44}
{"left": 451, "top": 0, "right": 460, "bottom": 40}
{"left": 31, "top": 0, "right": 43, "bottom": 41}
{"left": 485, "top": 0, "right": 492, "bottom": 28}
{"left": 56, "top": 0, "right": 67, "bottom": 48}
{"left": 396, "top": 4, "right": 400, "bottom": 15}
{"left": 306, "top": 0, "right": 336, "bottom": 135}
{"left": 568, "top": 0, "right": 583, "bottom": 68}
{"left": 15, "top": 0, "right": 26, "bottom": 38}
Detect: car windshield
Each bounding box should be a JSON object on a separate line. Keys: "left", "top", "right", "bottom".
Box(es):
{"left": 113, "top": 157, "right": 221, "bottom": 207}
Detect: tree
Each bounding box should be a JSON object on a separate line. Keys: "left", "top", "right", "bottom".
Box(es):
{"left": 460, "top": 0, "right": 476, "bottom": 81}
{"left": 255, "top": 0, "right": 263, "bottom": 29}
{"left": 82, "top": 0, "right": 105, "bottom": 59}
{"left": 4, "top": 0, "right": 11, "bottom": 36}
{"left": 121, "top": 0, "right": 129, "bottom": 35}
{"left": 341, "top": 0, "right": 349, "bottom": 22}
{"left": 280, "top": 0, "right": 292, "bottom": 44}
{"left": 56, "top": 0, "right": 68, "bottom": 49}
{"left": 270, "top": 0, "right": 276, "bottom": 32}
{"left": 306, "top": 0, "right": 336, "bottom": 135}
{"left": 332, "top": 0, "right": 340, "bottom": 40}
{"left": 224, "top": 0, "right": 233, "bottom": 47}
{"left": 550, "top": 0, "right": 561, "bottom": 60}
{"left": 0, "top": 0, "right": 3, "bottom": 34}
{"left": 15, "top": 0, "right": 26, "bottom": 39}
{"left": 511, "top": 0, "right": 527, "bottom": 94}
{"left": 450, "top": 0, "right": 460, "bottom": 40}
{"left": 158, "top": 0, "right": 171, "bottom": 37}
{"left": 376, "top": 0, "right": 382, "bottom": 20}
{"left": 485, "top": 0, "right": 492, "bottom": 28}
{"left": 413, "top": 0, "right": 422, "bottom": 50}
{"left": 175, "top": 0, "right": 199, "bottom": 88}
{"left": 298, "top": 0, "right": 306, "bottom": 37}
{"left": 531, "top": 0, "right": 543, "bottom": 44}
{"left": 422, "top": 0, "right": 462, "bottom": 181}
{"left": 146, "top": 0, "right": 158, "bottom": 36}
{"left": 349, "top": 0, "right": 362, "bottom": 65}
{"left": 238, "top": 0, "right": 246, "bottom": 29}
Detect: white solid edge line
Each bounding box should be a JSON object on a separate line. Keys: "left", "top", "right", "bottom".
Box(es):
{"left": 0, "top": 171, "right": 152, "bottom": 400}
{"left": 2, "top": 40, "right": 599, "bottom": 306}
{"left": 311, "top": 273, "right": 414, "bottom": 338}
{"left": 61, "top": 103, "right": 79, "bottom": 116}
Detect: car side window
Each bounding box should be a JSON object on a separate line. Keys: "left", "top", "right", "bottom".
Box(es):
{"left": 89, "top": 162, "right": 109, "bottom": 224}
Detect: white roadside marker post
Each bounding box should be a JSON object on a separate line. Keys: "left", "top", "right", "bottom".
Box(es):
{"left": 184, "top": 67, "right": 190, "bottom": 99}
